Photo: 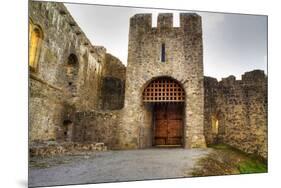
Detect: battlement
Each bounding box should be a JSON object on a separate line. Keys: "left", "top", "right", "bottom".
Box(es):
{"left": 180, "top": 13, "right": 202, "bottom": 33}
{"left": 129, "top": 13, "right": 152, "bottom": 33}
{"left": 213, "top": 70, "right": 267, "bottom": 88}
{"left": 157, "top": 13, "right": 173, "bottom": 29}
{"left": 221, "top": 75, "right": 236, "bottom": 86}
{"left": 129, "top": 12, "right": 202, "bottom": 33}
{"left": 204, "top": 76, "right": 219, "bottom": 85}
{"left": 242, "top": 70, "right": 266, "bottom": 81}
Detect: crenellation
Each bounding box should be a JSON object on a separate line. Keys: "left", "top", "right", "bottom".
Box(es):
{"left": 242, "top": 69, "right": 267, "bottom": 86}
{"left": 129, "top": 13, "right": 203, "bottom": 33}
{"left": 180, "top": 13, "right": 202, "bottom": 33}
{"left": 157, "top": 13, "right": 173, "bottom": 29}
{"left": 129, "top": 14, "right": 152, "bottom": 34}
{"left": 220, "top": 75, "right": 236, "bottom": 86}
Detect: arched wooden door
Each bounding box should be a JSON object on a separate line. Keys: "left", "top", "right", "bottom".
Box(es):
{"left": 143, "top": 77, "right": 185, "bottom": 146}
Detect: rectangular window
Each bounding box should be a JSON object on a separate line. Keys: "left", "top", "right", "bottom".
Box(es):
{"left": 161, "top": 43, "right": 165, "bottom": 62}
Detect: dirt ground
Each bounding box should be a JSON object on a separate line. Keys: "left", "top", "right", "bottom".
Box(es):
{"left": 29, "top": 148, "right": 212, "bottom": 187}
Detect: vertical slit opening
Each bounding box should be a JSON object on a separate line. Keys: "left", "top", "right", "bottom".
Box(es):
{"left": 161, "top": 43, "right": 165, "bottom": 62}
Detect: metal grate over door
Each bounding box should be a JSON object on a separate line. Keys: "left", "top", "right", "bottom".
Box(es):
{"left": 143, "top": 78, "right": 185, "bottom": 102}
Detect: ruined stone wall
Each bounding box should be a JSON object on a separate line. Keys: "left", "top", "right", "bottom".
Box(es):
{"left": 73, "top": 110, "right": 122, "bottom": 149}
{"left": 102, "top": 54, "right": 126, "bottom": 80}
{"left": 203, "top": 76, "right": 220, "bottom": 145}
{"left": 204, "top": 70, "right": 267, "bottom": 158}
{"left": 29, "top": 75, "right": 65, "bottom": 141}
{"left": 100, "top": 54, "right": 126, "bottom": 110}
{"left": 29, "top": 1, "right": 125, "bottom": 143}
{"left": 120, "top": 13, "right": 206, "bottom": 149}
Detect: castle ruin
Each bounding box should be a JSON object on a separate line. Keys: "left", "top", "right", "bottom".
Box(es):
{"left": 29, "top": 2, "right": 267, "bottom": 159}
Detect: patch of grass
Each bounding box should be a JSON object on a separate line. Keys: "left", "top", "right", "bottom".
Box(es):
{"left": 191, "top": 155, "right": 239, "bottom": 177}
{"left": 238, "top": 159, "right": 267, "bottom": 174}
{"left": 29, "top": 157, "right": 73, "bottom": 169}
{"left": 191, "top": 144, "right": 267, "bottom": 177}
{"left": 30, "top": 161, "right": 50, "bottom": 169}
{"left": 208, "top": 143, "right": 232, "bottom": 150}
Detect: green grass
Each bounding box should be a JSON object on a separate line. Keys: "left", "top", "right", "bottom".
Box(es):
{"left": 208, "top": 143, "right": 232, "bottom": 150}
{"left": 238, "top": 159, "right": 267, "bottom": 174}
{"left": 191, "top": 144, "right": 267, "bottom": 177}
{"left": 30, "top": 161, "right": 50, "bottom": 168}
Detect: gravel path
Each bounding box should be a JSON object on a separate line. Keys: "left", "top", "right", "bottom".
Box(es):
{"left": 29, "top": 148, "right": 212, "bottom": 187}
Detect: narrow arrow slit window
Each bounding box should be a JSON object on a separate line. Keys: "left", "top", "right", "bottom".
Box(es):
{"left": 161, "top": 43, "right": 165, "bottom": 62}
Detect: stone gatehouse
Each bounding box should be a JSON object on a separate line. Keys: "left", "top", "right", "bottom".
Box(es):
{"left": 29, "top": 2, "right": 267, "bottom": 159}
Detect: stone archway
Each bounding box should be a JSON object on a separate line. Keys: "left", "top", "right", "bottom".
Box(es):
{"left": 142, "top": 77, "right": 185, "bottom": 147}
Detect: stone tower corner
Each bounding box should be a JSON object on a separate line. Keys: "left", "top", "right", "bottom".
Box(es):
{"left": 180, "top": 13, "right": 202, "bottom": 33}
{"left": 129, "top": 14, "right": 152, "bottom": 35}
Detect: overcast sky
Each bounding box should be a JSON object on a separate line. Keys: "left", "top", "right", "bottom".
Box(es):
{"left": 65, "top": 3, "right": 267, "bottom": 80}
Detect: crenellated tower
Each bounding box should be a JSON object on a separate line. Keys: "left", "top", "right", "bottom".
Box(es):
{"left": 120, "top": 13, "right": 206, "bottom": 149}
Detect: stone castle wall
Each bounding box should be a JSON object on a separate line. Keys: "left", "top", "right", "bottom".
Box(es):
{"left": 29, "top": 1, "right": 125, "bottom": 143}
{"left": 204, "top": 70, "right": 267, "bottom": 159}
{"left": 120, "top": 13, "right": 206, "bottom": 149}
{"left": 29, "top": 1, "right": 267, "bottom": 159}
{"left": 100, "top": 54, "right": 126, "bottom": 110}
{"left": 73, "top": 110, "right": 122, "bottom": 149}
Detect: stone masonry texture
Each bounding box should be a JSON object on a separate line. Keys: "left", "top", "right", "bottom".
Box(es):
{"left": 29, "top": 1, "right": 125, "bottom": 143}
{"left": 120, "top": 13, "right": 206, "bottom": 149}
{"left": 204, "top": 70, "right": 268, "bottom": 158}
{"left": 29, "top": 1, "right": 267, "bottom": 159}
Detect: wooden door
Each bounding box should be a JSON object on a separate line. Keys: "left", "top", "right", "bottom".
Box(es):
{"left": 154, "top": 103, "right": 183, "bottom": 146}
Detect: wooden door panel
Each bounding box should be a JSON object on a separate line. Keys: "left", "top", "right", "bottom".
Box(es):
{"left": 155, "top": 106, "right": 166, "bottom": 120}
{"left": 154, "top": 103, "right": 183, "bottom": 146}
{"left": 168, "top": 120, "right": 182, "bottom": 137}
{"left": 167, "top": 113, "right": 182, "bottom": 120}
{"left": 155, "top": 120, "right": 167, "bottom": 137}
{"left": 166, "top": 138, "right": 181, "bottom": 145}
{"left": 155, "top": 138, "right": 166, "bottom": 145}
{"left": 167, "top": 104, "right": 182, "bottom": 120}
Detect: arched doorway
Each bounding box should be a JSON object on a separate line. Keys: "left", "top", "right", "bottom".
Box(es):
{"left": 143, "top": 77, "right": 185, "bottom": 146}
